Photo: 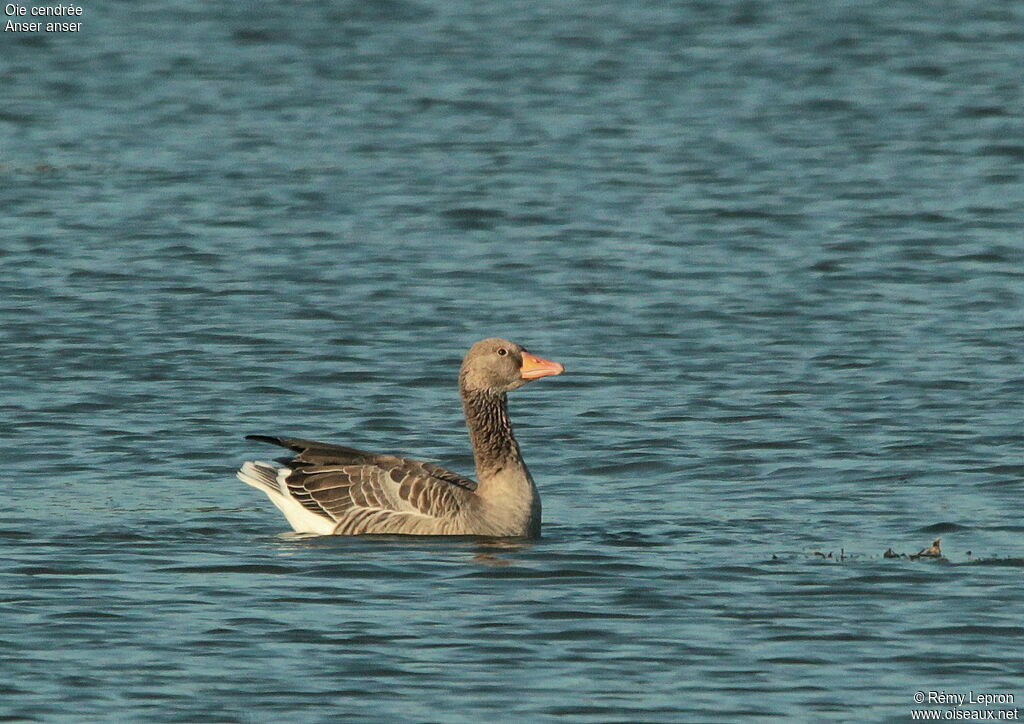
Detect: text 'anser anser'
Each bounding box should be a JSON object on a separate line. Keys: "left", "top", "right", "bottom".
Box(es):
{"left": 237, "top": 338, "right": 564, "bottom": 537}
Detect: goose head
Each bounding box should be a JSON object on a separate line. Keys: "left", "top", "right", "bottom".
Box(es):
{"left": 459, "top": 337, "right": 564, "bottom": 394}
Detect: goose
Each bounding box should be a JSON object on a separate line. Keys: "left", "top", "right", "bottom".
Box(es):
{"left": 237, "top": 338, "right": 564, "bottom": 537}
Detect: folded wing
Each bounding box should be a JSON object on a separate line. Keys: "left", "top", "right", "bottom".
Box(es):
{"left": 239, "top": 435, "right": 479, "bottom": 535}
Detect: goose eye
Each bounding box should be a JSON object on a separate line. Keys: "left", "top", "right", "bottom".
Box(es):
{"left": 497, "top": 348, "right": 508, "bottom": 356}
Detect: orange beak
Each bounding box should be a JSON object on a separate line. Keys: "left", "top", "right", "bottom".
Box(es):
{"left": 519, "top": 351, "right": 565, "bottom": 380}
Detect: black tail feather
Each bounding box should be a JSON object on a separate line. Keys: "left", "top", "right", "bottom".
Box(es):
{"left": 244, "top": 434, "right": 378, "bottom": 465}
{"left": 245, "top": 434, "right": 290, "bottom": 448}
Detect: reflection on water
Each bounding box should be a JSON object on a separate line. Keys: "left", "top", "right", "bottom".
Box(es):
{"left": 472, "top": 553, "right": 513, "bottom": 567}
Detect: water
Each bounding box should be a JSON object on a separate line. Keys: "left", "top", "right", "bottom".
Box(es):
{"left": 2, "top": 1, "right": 1023, "bottom": 721}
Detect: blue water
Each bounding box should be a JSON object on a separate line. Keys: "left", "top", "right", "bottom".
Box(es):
{"left": 2, "top": 1, "right": 1023, "bottom": 721}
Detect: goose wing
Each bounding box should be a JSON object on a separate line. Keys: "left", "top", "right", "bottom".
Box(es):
{"left": 244, "top": 435, "right": 478, "bottom": 534}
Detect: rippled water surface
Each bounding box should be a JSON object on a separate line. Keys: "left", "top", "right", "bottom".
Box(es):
{"left": 3, "top": 1, "right": 1023, "bottom": 721}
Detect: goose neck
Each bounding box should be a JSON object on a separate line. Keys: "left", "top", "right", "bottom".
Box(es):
{"left": 461, "top": 388, "right": 521, "bottom": 479}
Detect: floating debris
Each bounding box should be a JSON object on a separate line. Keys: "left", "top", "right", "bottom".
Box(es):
{"left": 883, "top": 538, "right": 947, "bottom": 560}
{"left": 913, "top": 536, "right": 942, "bottom": 561}
{"left": 910, "top": 538, "right": 942, "bottom": 560}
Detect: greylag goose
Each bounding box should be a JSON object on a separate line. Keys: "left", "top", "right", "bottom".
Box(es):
{"left": 237, "top": 338, "right": 564, "bottom": 537}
